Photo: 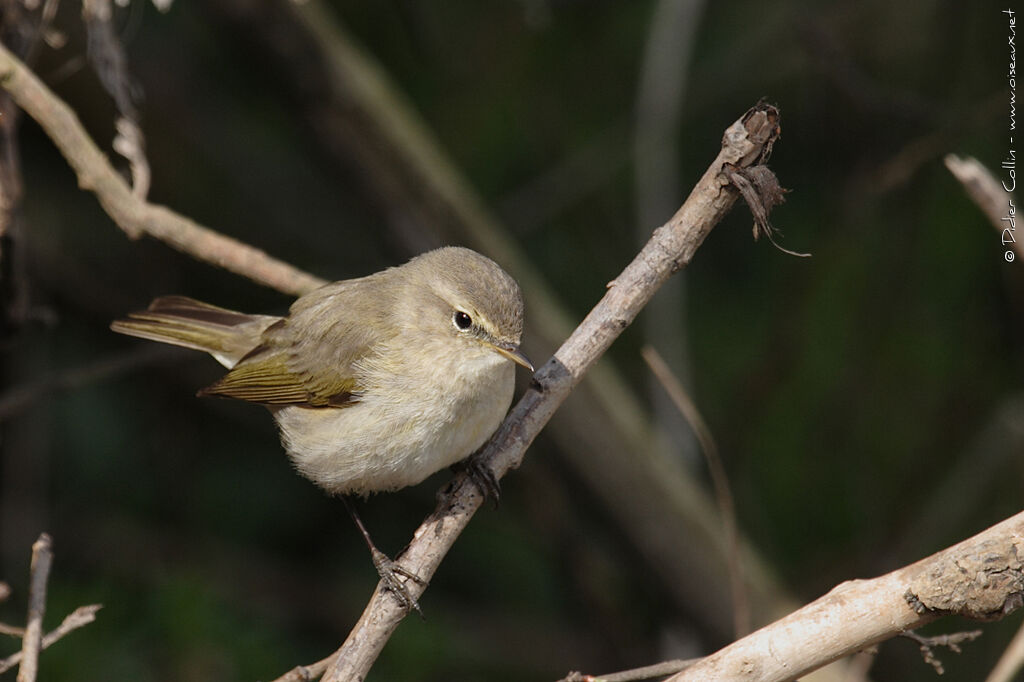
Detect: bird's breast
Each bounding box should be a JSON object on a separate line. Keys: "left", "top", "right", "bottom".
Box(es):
{"left": 271, "top": 353, "right": 515, "bottom": 496}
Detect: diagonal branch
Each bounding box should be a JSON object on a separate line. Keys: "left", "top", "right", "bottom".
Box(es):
{"left": 0, "top": 604, "right": 103, "bottom": 675}
{"left": 320, "top": 103, "right": 782, "bottom": 682}
{"left": 0, "top": 41, "right": 324, "bottom": 297}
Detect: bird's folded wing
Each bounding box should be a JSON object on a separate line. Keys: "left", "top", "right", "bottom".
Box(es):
{"left": 199, "top": 278, "right": 388, "bottom": 408}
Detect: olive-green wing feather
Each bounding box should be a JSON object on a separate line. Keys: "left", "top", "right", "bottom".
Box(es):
{"left": 198, "top": 277, "right": 392, "bottom": 408}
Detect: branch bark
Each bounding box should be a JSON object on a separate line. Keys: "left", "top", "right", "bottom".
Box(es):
{"left": 665, "top": 511, "right": 1024, "bottom": 681}
{"left": 320, "top": 103, "right": 781, "bottom": 681}
{"left": 0, "top": 604, "right": 102, "bottom": 675}
{"left": 0, "top": 41, "right": 324, "bottom": 297}
{"left": 945, "top": 154, "right": 1023, "bottom": 261}
{"left": 16, "top": 533, "right": 52, "bottom": 682}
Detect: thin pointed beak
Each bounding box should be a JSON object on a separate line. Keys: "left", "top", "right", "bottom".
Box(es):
{"left": 491, "top": 342, "right": 534, "bottom": 372}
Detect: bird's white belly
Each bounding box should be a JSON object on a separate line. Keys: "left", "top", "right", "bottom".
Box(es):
{"left": 270, "top": 359, "right": 514, "bottom": 496}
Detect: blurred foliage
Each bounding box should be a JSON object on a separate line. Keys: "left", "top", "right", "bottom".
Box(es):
{"left": 1, "top": 1, "right": 1021, "bottom": 681}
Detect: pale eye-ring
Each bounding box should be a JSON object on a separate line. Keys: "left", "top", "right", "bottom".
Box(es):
{"left": 453, "top": 310, "right": 473, "bottom": 330}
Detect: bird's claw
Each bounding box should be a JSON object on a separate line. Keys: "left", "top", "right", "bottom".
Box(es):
{"left": 464, "top": 455, "right": 501, "bottom": 506}
{"left": 370, "top": 547, "right": 426, "bottom": 617}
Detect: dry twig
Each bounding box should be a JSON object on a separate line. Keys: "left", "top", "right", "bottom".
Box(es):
{"left": 82, "top": 0, "right": 150, "bottom": 198}
{"left": 901, "top": 628, "right": 983, "bottom": 675}
{"left": 0, "top": 604, "right": 103, "bottom": 675}
{"left": 16, "top": 533, "right": 52, "bottom": 682}
{"left": 986, "top": 616, "right": 1024, "bottom": 682}
{"left": 560, "top": 658, "right": 696, "bottom": 682}
{"left": 945, "top": 154, "right": 1023, "bottom": 261}
{"left": 0, "top": 42, "right": 324, "bottom": 296}
{"left": 266, "top": 653, "right": 335, "bottom": 682}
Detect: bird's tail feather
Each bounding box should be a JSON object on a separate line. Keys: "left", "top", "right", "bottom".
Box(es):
{"left": 111, "top": 296, "right": 281, "bottom": 369}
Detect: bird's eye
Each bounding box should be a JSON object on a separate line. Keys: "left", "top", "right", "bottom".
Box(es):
{"left": 453, "top": 310, "right": 473, "bottom": 330}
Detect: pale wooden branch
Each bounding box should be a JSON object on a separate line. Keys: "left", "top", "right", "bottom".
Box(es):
{"left": 945, "top": 154, "right": 1024, "bottom": 260}
{"left": 560, "top": 658, "right": 696, "bottom": 682}
{"left": 987, "top": 615, "right": 1024, "bottom": 682}
{"left": 0, "top": 623, "right": 23, "bottom": 638}
{"left": 0, "top": 42, "right": 325, "bottom": 297}
{"left": 665, "top": 510, "right": 1024, "bottom": 681}
{"left": 319, "top": 103, "right": 781, "bottom": 682}
{"left": 16, "top": 533, "right": 52, "bottom": 682}
{"left": 0, "top": 604, "right": 102, "bottom": 675}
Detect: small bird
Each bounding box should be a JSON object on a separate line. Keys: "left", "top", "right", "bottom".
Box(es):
{"left": 111, "top": 246, "right": 533, "bottom": 611}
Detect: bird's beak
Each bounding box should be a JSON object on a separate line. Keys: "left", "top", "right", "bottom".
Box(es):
{"left": 491, "top": 342, "right": 534, "bottom": 372}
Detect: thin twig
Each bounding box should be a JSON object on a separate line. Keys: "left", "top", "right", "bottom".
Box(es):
{"left": 641, "top": 345, "right": 749, "bottom": 637}
{"left": 986, "top": 616, "right": 1024, "bottom": 682}
{"left": 945, "top": 154, "right": 1023, "bottom": 260}
{"left": 901, "top": 628, "right": 984, "bottom": 675}
{"left": 266, "top": 653, "right": 335, "bottom": 682}
{"left": 560, "top": 658, "right": 697, "bottom": 682}
{"left": 0, "top": 604, "right": 102, "bottom": 675}
{"left": 0, "top": 622, "right": 24, "bottom": 637}
{"left": 17, "top": 533, "right": 52, "bottom": 682}
{"left": 82, "top": 0, "right": 150, "bottom": 198}
{"left": 318, "top": 102, "right": 782, "bottom": 682}
{"left": 0, "top": 42, "right": 325, "bottom": 296}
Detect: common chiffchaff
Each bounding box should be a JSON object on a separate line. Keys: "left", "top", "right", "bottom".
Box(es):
{"left": 112, "top": 246, "right": 532, "bottom": 610}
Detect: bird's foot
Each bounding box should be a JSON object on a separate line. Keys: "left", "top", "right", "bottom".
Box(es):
{"left": 453, "top": 454, "right": 501, "bottom": 506}
{"left": 369, "top": 546, "right": 426, "bottom": 618}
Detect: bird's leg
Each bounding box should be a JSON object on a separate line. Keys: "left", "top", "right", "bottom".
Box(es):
{"left": 342, "top": 496, "right": 426, "bottom": 617}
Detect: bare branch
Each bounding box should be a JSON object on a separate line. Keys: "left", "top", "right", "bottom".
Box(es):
{"left": 665, "top": 511, "right": 1024, "bottom": 681}
{"left": 986, "top": 616, "right": 1024, "bottom": 682}
{"left": 945, "top": 154, "right": 1023, "bottom": 260}
{"left": 0, "top": 622, "right": 24, "bottom": 638}
{"left": 16, "top": 533, "right": 52, "bottom": 682}
{"left": 82, "top": 0, "right": 150, "bottom": 198}
{"left": 901, "top": 628, "right": 983, "bottom": 675}
{"left": 0, "top": 42, "right": 325, "bottom": 296}
{"left": 0, "top": 605, "right": 103, "bottom": 675}
{"left": 560, "top": 658, "right": 697, "bottom": 682}
{"left": 319, "top": 102, "right": 782, "bottom": 682}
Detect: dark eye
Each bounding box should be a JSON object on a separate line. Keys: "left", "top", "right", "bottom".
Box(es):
{"left": 453, "top": 311, "right": 472, "bottom": 330}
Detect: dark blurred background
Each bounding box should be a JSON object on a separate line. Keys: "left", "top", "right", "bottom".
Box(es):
{"left": 1, "top": 1, "right": 1021, "bottom": 680}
